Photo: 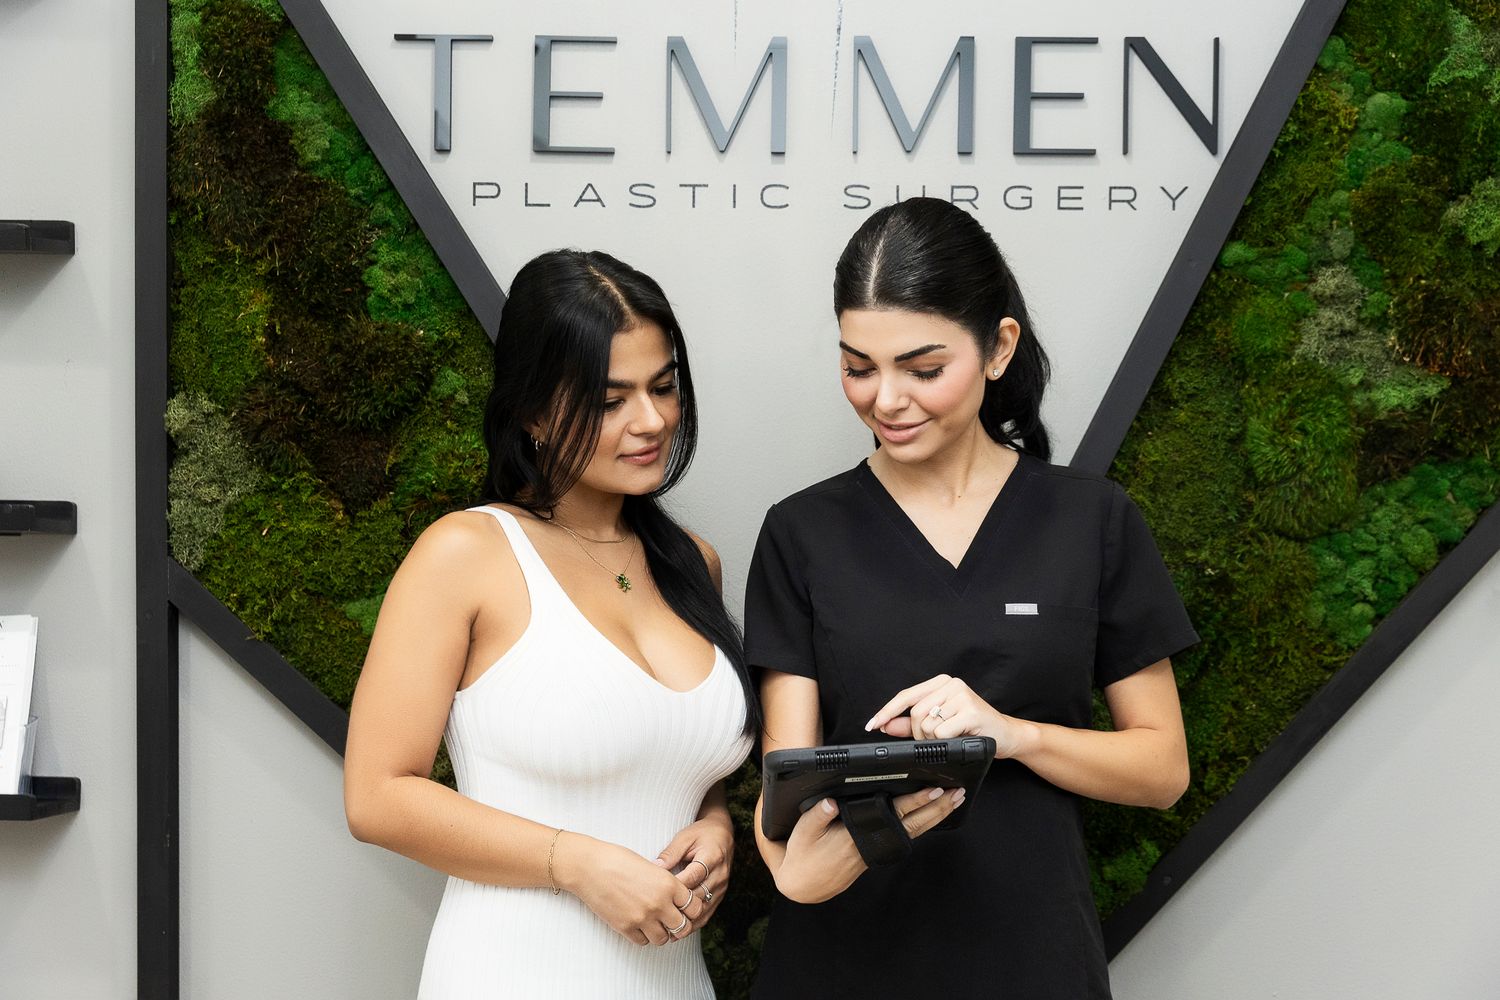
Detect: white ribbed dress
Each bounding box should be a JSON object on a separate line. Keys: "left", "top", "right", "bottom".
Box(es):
{"left": 417, "top": 507, "right": 752, "bottom": 1000}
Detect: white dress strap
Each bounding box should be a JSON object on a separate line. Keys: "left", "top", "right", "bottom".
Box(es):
{"left": 465, "top": 506, "right": 567, "bottom": 612}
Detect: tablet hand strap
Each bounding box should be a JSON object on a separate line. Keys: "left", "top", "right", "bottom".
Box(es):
{"left": 840, "top": 793, "right": 913, "bottom": 868}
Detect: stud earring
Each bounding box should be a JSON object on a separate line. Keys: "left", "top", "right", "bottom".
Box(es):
{"left": 991, "top": 368, "right": 1001, "bottom": 378}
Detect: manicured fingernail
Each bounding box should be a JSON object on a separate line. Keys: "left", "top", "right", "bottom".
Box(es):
{"left": 864, "top": 717, "right": 876, "bottom": 731}
{"left": 952, "top": 789, "right": 966, "bottom": 806}
{"left": 927, "top": 787, "right": 942, "bottom": 801}
{"left": 822, "top": 799, "right": 836, "bottom": 814}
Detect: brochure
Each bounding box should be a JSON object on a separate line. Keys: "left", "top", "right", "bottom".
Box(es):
{"left": 0, "top": 615, "right": 39, "bottom": 795}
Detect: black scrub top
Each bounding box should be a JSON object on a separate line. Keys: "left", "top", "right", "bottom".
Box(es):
{"left": 744, "top": 453, "right": 1198, "bottom": 999}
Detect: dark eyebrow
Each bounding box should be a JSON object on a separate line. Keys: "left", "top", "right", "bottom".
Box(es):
{"left": 894, "top": 343, "right": 947, "bottom": 362}
{"left": 606, "top": 359, "right": 678, "bottom": 391}
{"left": 838, "top": 341, "right": 948, "bottom": 363}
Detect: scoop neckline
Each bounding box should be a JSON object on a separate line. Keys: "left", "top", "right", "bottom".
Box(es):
{"left": 481, "top": 505, "right": 726, "bottom": 696}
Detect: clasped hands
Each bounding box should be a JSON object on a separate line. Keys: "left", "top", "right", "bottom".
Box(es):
{"left": 561, "top": 815, "right": 731, "bottom": 947}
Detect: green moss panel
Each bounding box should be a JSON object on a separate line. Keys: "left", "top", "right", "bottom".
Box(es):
{"left": 1093, "top": 0, "right": 1500, "bottom": 915}
{"left": 167, "top": 0, "right": 490, "bottom": 716}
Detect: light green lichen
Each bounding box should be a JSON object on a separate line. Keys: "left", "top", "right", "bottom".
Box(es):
{"left": 165, "top": 392, "right": 263, "bottom": 572}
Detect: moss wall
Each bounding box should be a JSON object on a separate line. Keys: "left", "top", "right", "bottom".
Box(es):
{"left": 1091, "top": 0, "right": 1500, "bottom": 915}
{"left": 166, "top": 0, "right": 1500, "bottom": 993}
{"left": 167, "top": 0, "right": 490, "bottom": 714}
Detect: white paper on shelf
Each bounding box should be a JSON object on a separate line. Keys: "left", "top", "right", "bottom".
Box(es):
{"left": 0, "top": 615, "right": 40, "bottom": 795}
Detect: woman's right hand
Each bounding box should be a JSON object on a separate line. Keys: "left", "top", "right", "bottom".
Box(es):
{"left": 555, "top": 834, "right": 706, "bottom": 946}
{"left": 773, "top": 786, "right": 966, "bottom": 904}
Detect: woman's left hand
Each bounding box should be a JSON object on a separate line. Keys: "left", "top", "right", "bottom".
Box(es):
{"left": 865, "top": 674, "right": 1032, "bottom": 758}
{"left": 654, "top": 817, "right": 733, "bottom": 935}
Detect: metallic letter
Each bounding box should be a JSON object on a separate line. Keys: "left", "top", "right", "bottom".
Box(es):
{"left": 394, "top": 34, "right": 492, "bottom": 152}
{"left": 1013, "top": 37, "right": 1098, "bottom": 157}
{"left": 950, "top": 185, "right": 979, "bottom": 209}
{"left": 1123, "top": 37, "right": 1220, "bottom": 155}
{"left": 852, "top": 36, "right": 975, "bottom": 154}
{"left": 1108, "top": 186, "right": 1138, "bottom": 211}
{"left": 666, "top": 37, "right": 787, "bottom": 154}
{"left": 534, "top": 36, "right": 617, "bottom": 155}
{"left": 760, "top": 184, "right": 790, "bottom": 209}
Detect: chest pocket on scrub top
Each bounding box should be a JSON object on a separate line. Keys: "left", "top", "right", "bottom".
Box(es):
{"left": 980, "top": 604, "right": 1098, "bottom": 713}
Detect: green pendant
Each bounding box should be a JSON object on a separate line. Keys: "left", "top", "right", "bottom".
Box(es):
{"left": 615, "top": 573, "right": 632, "bottom": 593}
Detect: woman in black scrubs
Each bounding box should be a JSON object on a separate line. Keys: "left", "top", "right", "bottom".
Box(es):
{"left": 746, "top": 197, "right": 1198, "bottom": 998}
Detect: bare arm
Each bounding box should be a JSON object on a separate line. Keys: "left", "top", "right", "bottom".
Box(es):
{"left": 752, "top": 671, "right": 824, "bottom": 880}
{"left": 343, "top": 512, "right": 554, "bottom": 884}
{"left": 343, "top": 511, "right": 705, "bottom": 945}
{"left": 687, "top": 529, "right": 724, "bottom": 594}
{"left": 867, "top": 659, "right": 1190, "bottom": 809}
{"left": 1010, "top": 661, "right": 1188, "bottom": 807}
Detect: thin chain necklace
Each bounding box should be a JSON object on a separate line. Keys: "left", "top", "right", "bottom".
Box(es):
{"left": 554, "top": 521, "right": 636, "bottom": 593}
{"left": 548, "top": 522, "right": 630, "bottom": 543}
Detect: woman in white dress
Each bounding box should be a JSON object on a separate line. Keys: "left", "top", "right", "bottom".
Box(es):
{"left": 343, "top": 250, "right": 755, "bottom": 998}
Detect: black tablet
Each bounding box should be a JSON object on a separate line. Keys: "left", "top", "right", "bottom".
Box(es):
{"left": 760, "top": 736, "right": 996, "bottom": 842}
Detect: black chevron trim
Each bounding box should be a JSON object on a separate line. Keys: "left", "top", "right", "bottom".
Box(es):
{"left": 276, "top": 0, "right": 507, "bottom": 338}
{"left": 167, "top": 560, "right": 349, "bottom": 756}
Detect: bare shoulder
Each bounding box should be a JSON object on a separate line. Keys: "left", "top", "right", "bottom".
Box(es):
{"left": 410, "top": 508, "right": 500, "bottom": 559}
{"left": 685, "top": 528, "right": 724, "bottom": 591}
{"left": 397, "top": 506, "right": 521, "bottom": 592}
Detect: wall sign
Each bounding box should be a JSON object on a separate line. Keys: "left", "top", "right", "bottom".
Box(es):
{"left": 313, "top": 0, "right": 1307, "bottom": 582}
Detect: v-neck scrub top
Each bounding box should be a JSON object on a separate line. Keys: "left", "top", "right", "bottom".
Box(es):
{"left": 744, "top": 454, "right": 1198, "bottom": 999}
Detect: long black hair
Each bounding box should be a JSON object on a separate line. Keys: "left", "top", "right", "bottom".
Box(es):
{"left": 481, "top": 249, "right": 757, "bottom": 731}
{"left": 833, "top": 197, "right": 1052, "bottom": 460}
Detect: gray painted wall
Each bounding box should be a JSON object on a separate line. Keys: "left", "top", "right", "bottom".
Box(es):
{"left": 179, "top": 621, "right": 442, "bottom": 998}
{"left": 1, "top": 0, "right": 139, "bottom": 996}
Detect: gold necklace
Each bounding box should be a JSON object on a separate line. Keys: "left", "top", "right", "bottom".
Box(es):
{"left": 554, "top": 522, "right": 637, "bottom": 593}
{"left": 548, "top": 522, "right": 630, "bottom": 543}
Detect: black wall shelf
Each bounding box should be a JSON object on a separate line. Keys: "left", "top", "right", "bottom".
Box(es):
{"left": 0, "top": 220, "right": 75, "bottom": 255}
{"left": 0, "top": 777, "right": 82, "bottom": 821}
{"left": 0, "top": 501, "right": 78, "bottom": 536}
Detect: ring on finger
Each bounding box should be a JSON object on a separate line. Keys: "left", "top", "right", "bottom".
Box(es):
{"left": 687, "top": 858, "right": 711, "bottom": 882}
{"left": 702, "top": 887, "right": 714, "bottom": 903}
{"left": 668, "top": 913, "right": 690, "bottom": 935}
